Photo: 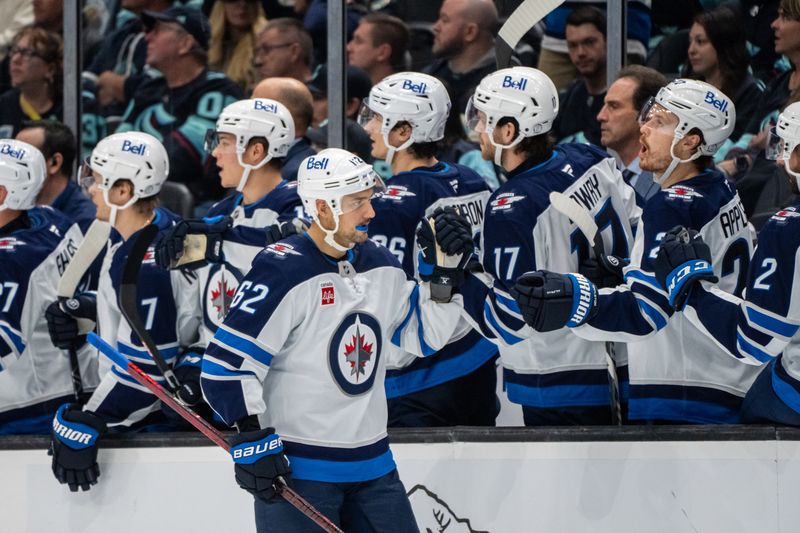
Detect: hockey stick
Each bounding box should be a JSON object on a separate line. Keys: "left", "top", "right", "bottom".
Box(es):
{"left": 495, "top": 0, "right": 566, "bottom": 68}
{"left": 56, "top": 219, "right": 112, "bottom": 399}
{"left": 549, "top": 191, "right": 623, "bottom": 425}
{"left": 87, "top": 332, "right": 344, "bottom": 533}
{"left": 117, "top": 224, "right": 182, "bottom": 393}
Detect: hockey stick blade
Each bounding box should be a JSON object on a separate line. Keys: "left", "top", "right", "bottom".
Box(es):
{"left": 118, "top": 224, "right": 181, "bottom": 393}
{"left": 87, "top": 333, "right": 344, "bottom": 533}
{"left": 549, "top": 191, "right": 622, "bottom": 425}
{"left": 58, "top": 219, "right": 111, "bottom": 298}
{"left": 496, "top": 0, "right": 565, "bottom": 68}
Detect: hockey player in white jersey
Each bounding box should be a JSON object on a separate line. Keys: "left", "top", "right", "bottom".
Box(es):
{"left": 0, "top": 139, "right": 94, "bottom": 434}
{"left": 200, "top": 148, "right": 473, "bottom": 532}
{"left": 512, "top": 79, "right": 760, "bottom": 424}
{"left": 47, "top": 132, "right": 206, "bottom": 492}
{"left": 358, "top": 71, "right": 498, "bottom": 427}
{"left": 155, "top": 98, "right": 305, "bottom": 338}
{"left": 653, "top": 101, "right": 800, "bottom": 425}
{"left": 460, "top": 66, "right": 640, "bottom": 425}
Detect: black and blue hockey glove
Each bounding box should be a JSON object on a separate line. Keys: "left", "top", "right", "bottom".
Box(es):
{"left": 416, "top": 206, "right": 474, "bottom": 302}
{"left": 264, "top": 218, "right": 310, "bottom": 246}
{"left": 45, "top": 293, "right": 97, "bottom": 350}
{"left": 49, "top": 403, "right": 107, "bottom": 492}
{"left": 155, "top": 215, "right": 233, "bottom": 270}
{"left": 579, "top": 254, "right": 629, "bottom": 289}
{"left": 654, "top": 226, "right": 718, "bottom": 310}
{"left": 510, "top": 271, "right": 599, "bottom": 332}
{"left": 230, "top": 426, "right": 292, "bottom": 501}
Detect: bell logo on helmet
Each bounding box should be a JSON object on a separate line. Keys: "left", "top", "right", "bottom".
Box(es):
{"left": 254, "top": 100, "right": 278, "bottom": 113}
{"left": 306, "top": 156, "right": 329, "bottom": 170}
{"left": 502, "top": 76, "right": 528, "bottom": 91}
{"left": 0, "top": 143, "right": 25, "bottom": 159}
{"left": 121, "top": 140, "right": 146, "bottom": 155}
{"left": 704, "top": 91, "right": 728, "bottom": 113}
{"left": 401, "top": 79, "right": 427, "bottom": 94}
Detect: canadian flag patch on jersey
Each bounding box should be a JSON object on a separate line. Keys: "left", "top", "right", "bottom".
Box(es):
{"left": 383, "top": 185, "right": 417, "bottom": 201}
{"left": 490, "top": 192, "right": 525, "bottom": 212}
{"left": 665, "top": 186, "right": 703, "bottom": 202}
{"left": 142, "top": 247, "right": 156, "bottom": 264}
{"left": 0, "top": 237, "right": 25, "bottom": 250}
{"left": 265, "top": 243, "right": 302, "bottom": 258}
{"left": 320, "top": 281, "right": 335, "bottom": 306}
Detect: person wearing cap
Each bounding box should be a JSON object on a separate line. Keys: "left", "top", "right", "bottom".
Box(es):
{"left": 199, "top": 147, "right": 473, "bottom": 531}
{"left": 512, "top": 79, "right": 760, "bottom": 424}
{"left": 115, "top": 5, "right": 243, "bottom": 204}
{"left": 0, "top": 139, "right": 97, "bottom": 435}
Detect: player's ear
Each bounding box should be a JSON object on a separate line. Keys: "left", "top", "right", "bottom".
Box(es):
{"left": 0, "top": 186, "right": 7, "bottom": 205}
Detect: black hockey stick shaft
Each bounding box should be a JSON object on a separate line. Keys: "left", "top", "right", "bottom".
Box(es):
{"left": 87, "top": 333, "right": 343, "bottom": 533}
{"left": 118, "top": 224, "right": 181, "bottom": 393}
{"left": 67, "top": 346, "right": 84, "bottom": 400}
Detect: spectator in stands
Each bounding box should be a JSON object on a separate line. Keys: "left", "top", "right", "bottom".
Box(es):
{"left": 597, "top": 65, "right": 667, "bottom": 204}
{"left": 305, "top": 63, "right": 372, "bottom": 127}
{"left": 424, "top": 0, "right": 499, "bottom": 115}
{"left": 684, "top": 6, "right": 764, "bottom": 152}
{"left": 252, "top": 18, "right": 313, "bottom": 82}
{"left": 551, "top": 6, "right": 606, "bottom": 146}
{"left": 208, "top": 0, "right": 267, "bottom": 92}
{"left": 251, "top": 77, "right": 316, "bottom": 181}
{"left": 33, "top": 0, "right": 64, "bottom": 35}
{"left": 116, "top": 6, "right": 243, "bottom": 203}
{"left": 538, "top": 1, "right": 651, "bottom": 91}
{"left": 16, "top": 120, "right": 96, "bottom": 226}
{"left": 0, "top": 28, "right": 62, "bottom": 139}
{"left": 347, "top": 12, "right": 409, "bottom": 86}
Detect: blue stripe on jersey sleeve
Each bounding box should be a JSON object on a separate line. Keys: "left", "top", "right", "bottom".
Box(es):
{"left": 736, "top": 332, "right": 774, "bottom": 364}
{"left": 117, "top": 342, "right": 179, "bottom": 362}
{"left": 202, "top": 358, "right": 256, "bottom": 378}
{"left": 391, "top": 283, "right": 436, "bottom": 356}
{"left": 213, "top": 327, "right": 273, "bottom": 367}
{"left": 635, "top": 298, "right": 668, "bottom": 331}
{"left": 0, "top": 322, "right": 25, "bottom": 355}
{"left": 745, "top": 305, "right": 800, "bottom": 339}
{"left": 483, "top": 301, "right": 524, "bottom": 345}
{"left": 494, "top": 290, "right": 521, "bottom": 315}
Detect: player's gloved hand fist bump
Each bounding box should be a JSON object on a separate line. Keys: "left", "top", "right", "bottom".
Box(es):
{"left": 511, "top": 271, "right": 599, "bottom": 332}
{"left": 230, "top": 426, "right": 292, "bottom": 501}
{"left": 654, "top": 226, "right": 718, "bottom": 310}
{"left": 155, "top": 215, "right": 233, "bottom": 270}
{"left": 50, "top": 403, "right": 107, "bottom": 492}
{"left": 264, "top": 217, "right": 310, "bottom": 246}
{"left": 579, "top": 254, "right": 629, "bottom": 289}
{"left": 45, "top": 293, "right": 97, "bottom": 350}
{"left": 416, "top": 206, "right": 474, "bottom": 302}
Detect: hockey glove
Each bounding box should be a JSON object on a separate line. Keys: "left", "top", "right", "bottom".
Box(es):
{"left": 510, "top": 271, "right": 599, "bottom": 332}
{"left": 416, "top": 207, "right": 474, "bottom": 302}
{"left": 155, "top": 215, "right": 233, "bottom": 270}
{"left": 49, "top": 403, "right": 107, "bottom": 492}
{"left": 264, "top": 217, "right": 310, "bottom": 246}
{"left": 579, "top": 254, "right": 629, "bottom": 289}
{"left": 230, "top": 426, "right": 292, "bottom": 501}
{"left": 654, "top": 226, "right": 718, "bottom": 310}
{"left": 45, "top": 293, "right": 97, "bottom": 350}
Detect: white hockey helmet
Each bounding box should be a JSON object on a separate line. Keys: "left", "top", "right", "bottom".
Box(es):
{"left": 465, "top": 67, "right": 559, "bottom": 165}
{"left": 86, "top": 131, "right": 169, "bottom": 225}
{"left": 298, "top": 148, "right": 385, "bottom": 252}
{"left": 773, "top": 101, "right": 800, "bottom": 188}
{"left": 205, "top": 98, "right": 295, "bottom": 192}
{"left": 0, "top": 139, "right": 46, "bottom": 211}
{"left": 358, "top": 72, "right": 450, "bottom": 165}
{"left": 639, "top": 79, "right": 735, "bottom": 184}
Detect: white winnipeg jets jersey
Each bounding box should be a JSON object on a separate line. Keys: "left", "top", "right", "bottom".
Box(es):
{"left": 201, "top": 234, "right": 465, "bottom": 482}
{"left": 0, "top": 207, "right": 98, "bottom": 434}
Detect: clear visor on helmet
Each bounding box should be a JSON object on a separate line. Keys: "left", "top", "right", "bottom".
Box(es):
{"left": 465, "top": 96, "right": 487, "bottom": 133}
{"left": 357, "top": 100, "right": 377, "bottom": 130}
{"left": 638, "top": 98, "right": 678, "bottom": 130}
{"left": 78, "top": 157, "right": 96, "bottom": 194}
{"left": 338, "top": 172, "right": 386, "bottom": 215}
{"left": 766, "top": 127, "right": 787, "bottom": 161}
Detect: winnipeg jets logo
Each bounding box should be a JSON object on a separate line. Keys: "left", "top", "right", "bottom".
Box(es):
{"left": 383, "top": 185, "right": 417, "bottom": 201}
{"left": 266, "top": 242, "right": 302, "bottom": 258}
{"left": 771, "top": 207, "right": 800, "bottom": 225}
{"left": 0, "top": 237, "right": 25, "bottom": 250}
{"left": 666, "top": 186, "right": 703, "bottom": 202}
{"left": 489, "top": 192, "right": 525, "bottom": 212}
{"left": 203, "top": 263, "right": 242, "bottom": 332}
{"left": 329, "top": 312, "right": 382, "bottom": 395}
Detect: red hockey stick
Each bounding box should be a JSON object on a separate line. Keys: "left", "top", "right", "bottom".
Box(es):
{"left": 87, "top": 332, "right": 343, "bottom": 533}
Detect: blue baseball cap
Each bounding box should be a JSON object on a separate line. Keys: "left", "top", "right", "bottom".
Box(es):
{"left": 142, "top": 6, "right": 210, "bottom": 50}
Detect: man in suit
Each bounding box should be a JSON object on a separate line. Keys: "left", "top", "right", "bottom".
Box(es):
{"left": 597, "top": 65, "right": 667, "bottom": 204}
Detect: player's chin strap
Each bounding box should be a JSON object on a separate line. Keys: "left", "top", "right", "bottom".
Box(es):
{"left": 235, "top": 152, "right": 273, "bottom": 193}
{"left": 653, "top": 133, "right": 703, "bottom": 186}
{"left": 383, "top": 134, "right": 414, "bottom": 167}
{"left": 312, "top": 203, "right": 352, "bottom": 253}
{"left": 103, "top": 190, "right": 139, "bottom": 227}
{"left": 486, "top": 129, "right": 525, "bottom": 166}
